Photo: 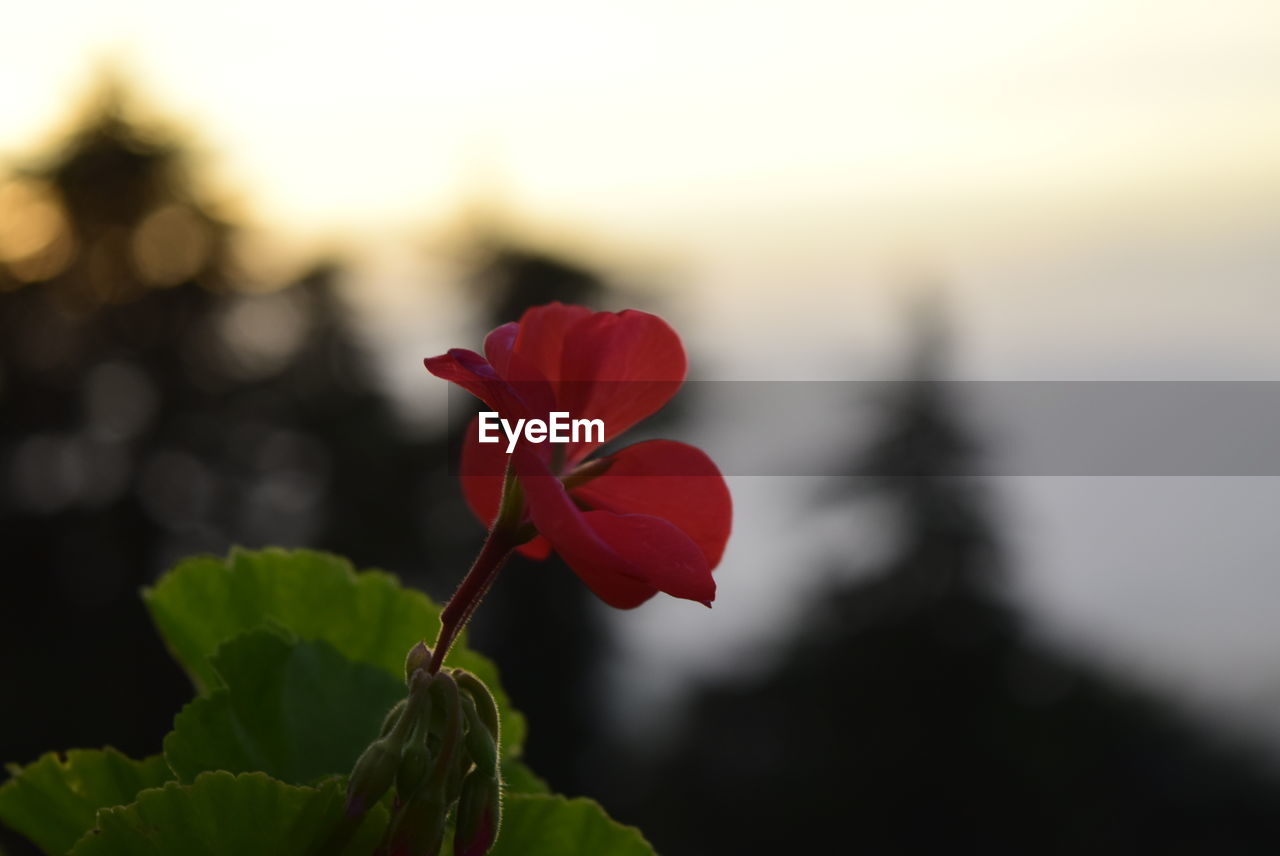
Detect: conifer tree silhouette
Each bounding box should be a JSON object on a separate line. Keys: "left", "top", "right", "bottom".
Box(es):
{"left": 628, "top": 300, "right": 1280, "bottom": 855}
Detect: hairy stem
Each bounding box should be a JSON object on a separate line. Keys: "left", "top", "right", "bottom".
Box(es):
{"left": 428, "top": 530, "right": 515, "bottom": 673}
{"left": 428, "top": 463, "right": 522, "bottom": 673}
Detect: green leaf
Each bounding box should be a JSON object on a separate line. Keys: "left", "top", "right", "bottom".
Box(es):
{"left": 0, "top": 749, "right": 172, "bottom": 856}
{"left": 142, "top": 549, "right": 428, "bottom": 692}
{"left": 143, "top": 548, "right": 525, "bottom": 756}
{"left": 163, "top": 629, "right": 405, "bottom": 785}
{"left": 490, "top": 794, "right": 657, "bottom": 856}
{"left": 500, "top": 760, "right": 550, "bottom": 796}
{"left": 69, "top": 771, "right": 386, "bottom": 856}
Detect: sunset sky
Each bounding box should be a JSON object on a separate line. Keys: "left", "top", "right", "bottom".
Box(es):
{"left": 3, "top": 0, "right": 1278, "bottom": 257}
{"left": 6, "top": 0, "right": 1280, "bottom": 746}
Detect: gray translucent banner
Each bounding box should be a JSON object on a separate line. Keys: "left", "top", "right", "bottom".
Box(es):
{"left": 447, "top": 381, "right": 1280, "bottom": 476}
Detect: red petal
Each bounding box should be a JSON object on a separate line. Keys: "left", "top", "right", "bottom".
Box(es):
{"left": 454, "top": 306, "right": 687, "bottom": 466}
{"left": 515, "top": 446, "right": 714, "bottom": 607}
{"left": 573, "top": 440, "right": 732, "bottom": 569}
{"left": 487, "top": 321, "right": 561, "bottom": 395}
{"left": 423, "top": 349, "right": 527, "bottom": 418}
{"left": 581, "top": 511, "right": 714, "bottom": 606}
{"left": 512, "top": 303, "right": 595, "bottom": 383}
{"left": 458, "top": 414, "right": 507, "bottom": 526}
{"left": 425, "top": 349, "right": 558, "bottom": 453}
{"left": 516, "top": 535, "right": 553, "bottom": 560}
{"left": 483, "top": 322, "right": 519, "bottom": 376}
{"left": 555, "top": 310, "right": 686, "bottom": 458}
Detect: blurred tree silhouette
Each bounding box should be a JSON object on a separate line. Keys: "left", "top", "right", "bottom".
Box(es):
{"left": 0, "top": 90, "right": 459, "bottom": 856}
{"left": 0, "top": 92, "right": 239, "bottom": 802}
{"left": 468, "top": 239, "right": 604, "bottom": 331}
{"left": 0, "top": 82, "right": 230, "bottom": 308}
{"left": 625, "top": 301, "right": 1280, "bottom": 855}
{"left": 834, "top": 295, "right": 1000, "bottom": 604}
{"left": 0, "top": 85, "right": 634, "bottom": 854}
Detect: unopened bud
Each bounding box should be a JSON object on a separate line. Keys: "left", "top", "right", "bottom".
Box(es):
{"left": 425, "top": 672, "right": 464, "bottom": 794}
{"left": 454, "top": 670, "right": 500, "bottom": 741}
{"left": 385, "top": 791, "right": 448, "bottom": 856}
{"left": 461, "top": 695, "right": 497, "bottom": 777}
{"left": 446, "top": 751, "right": 466, "bottom": 804}
{"left": 396, "top": 668, "right": 434, "bottom": 740}
{"left": 453, "top": 769, "right": 501, "bottom": 856}
{"left": 397, "top": 737, "right": 433, "bottom": 800}
{"left": 345, "top": 736, "right": 400, "bottom": 817}
{"left": 405, "top": 641, "right": 432, "bottom": 685}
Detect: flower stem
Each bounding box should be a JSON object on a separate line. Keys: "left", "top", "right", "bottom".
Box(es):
{"left": 428, "top": 528, "right": 515, "bottom": 673}
{"left": 428, "top": 463, "right": 522, "bottom": 673}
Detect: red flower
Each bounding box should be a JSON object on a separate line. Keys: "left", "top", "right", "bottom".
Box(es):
{"left": 425, "top": 302, "right": 731, "bottom": 608}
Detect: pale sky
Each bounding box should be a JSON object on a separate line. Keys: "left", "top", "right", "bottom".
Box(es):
{"left": 3, "top": 0, "right": 1279, "bottom": 254}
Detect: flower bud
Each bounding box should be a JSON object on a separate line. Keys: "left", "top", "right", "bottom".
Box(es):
{"left": 351, "top": 672, "right": 436, "bottom": 818}
{"left": 396, "top": 736, "right": 433, "bottom": 800}
{"left": 425, "top": 672, "right": 464, "bottom": 794}
{"left": 407, "top": 665, "right": 437, "bottom": 716}
{"left": 446, "top": 751, "right": 467, "bottom": 805}
{"left": 461, "top": 695, "right": 497, "bottom": 778}
{"left": 453, "top": 769, "right": 501, "bottom": 856}
{"left": 385, "top": 791, "right": 448, "bottom": 856}
{"left": 454, "top": 670, "right": 499, "bottom": 741}
{"left": 405, "top": 641, "right": 432, "bottom": 685}
{"left": 345, "top": 736, "right": 401, "bottom": 817}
